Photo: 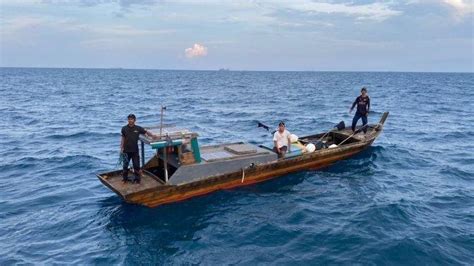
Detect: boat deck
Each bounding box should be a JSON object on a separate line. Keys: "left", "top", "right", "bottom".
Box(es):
{"left": 97, "top": 170, "right": 164, "bottom": 197}
{"left": 200, "top": 143, "right": 273, "bottom": 163}
{"left": 300, "top": 124, "right": 378, "bottom": 143}
{"left": 339, "top": 125, "right": 377, "bottom": 140}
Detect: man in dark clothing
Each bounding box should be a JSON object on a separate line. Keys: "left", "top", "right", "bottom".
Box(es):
{"left": 120, "top": 114, "right": 156, "bottom": 183}
{"left": 349, "top": 87, "right": 370, "bottom": 134}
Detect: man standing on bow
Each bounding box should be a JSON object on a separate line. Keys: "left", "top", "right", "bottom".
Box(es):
{"left": 349, "top": 87, "right": 371, "bottom": 134}
{"left": 120, "top": 114, "right": 156, "bottom": 183}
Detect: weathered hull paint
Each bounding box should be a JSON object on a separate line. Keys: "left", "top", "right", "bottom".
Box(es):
{"left": 127, "top": 142, "right": 369, "bottom": 207}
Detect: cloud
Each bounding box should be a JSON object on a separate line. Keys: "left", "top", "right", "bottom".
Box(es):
{"left": 185, "top": 43, "right": 208, "bottom": 58}
{"left": 1, "top": 15, "right": 174, "bottom": 53}
{"left": 1, "top": 16, "right": 172, "bottom": 37}
{"left": 444, "top": 0, "right": 468, "bottom": 10}
{"left": 443, "top": 0, "right": 473, "bottom": 15}
{"left": 269, "top": 1, "right": 402, "bottom": 21}
{"left": 92, "top": 25, "right": 173, "bottom": 36}
{"left": 39, "top": 0, "right": 159, "bottom": 8}
{"left": 407, "top": 0, "right": 473, "bottom": 17}
{"left": 0, "top": 16, "right": 45, "bottom": 34}
{"left": 31, "top": 0, "right": 402, "bottom": 21}
{"left": 38, "top": 0, "right": 161, "bottom": 16}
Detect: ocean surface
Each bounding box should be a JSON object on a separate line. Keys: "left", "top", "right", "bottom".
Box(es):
{"left": 0, "top": 68, "right": 473, "bottom": 265}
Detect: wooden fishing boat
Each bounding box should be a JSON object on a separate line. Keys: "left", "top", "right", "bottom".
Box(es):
{"left": 98, "top": 112, "right": 389, "bottom": 208}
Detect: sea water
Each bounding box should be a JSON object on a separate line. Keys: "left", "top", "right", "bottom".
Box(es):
{"left": 1, "top": 68, "right": 473, "bottom": 264}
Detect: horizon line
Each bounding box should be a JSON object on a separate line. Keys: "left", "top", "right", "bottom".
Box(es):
{"left": 1, "top": 66, "right": 472, "bottom": 74}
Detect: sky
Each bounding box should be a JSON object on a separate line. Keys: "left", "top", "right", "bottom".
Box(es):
{"left": 0, "top": 0, "right": 473, "bottom": 72}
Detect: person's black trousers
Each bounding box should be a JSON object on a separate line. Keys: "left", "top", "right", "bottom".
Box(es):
{"left": 122, "top": 152, "right": 140, "bottom": 181}
{"left": 352, "top": 112, "right": 368, "bottom": 133}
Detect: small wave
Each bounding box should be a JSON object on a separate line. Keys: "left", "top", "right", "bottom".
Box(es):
{"left": 442, "top": 131, "right": 474, "bottom": 139}
{"left": 0, "top": 154, "right": 101, "bottom": 174}
{"left": 46, "top": 131, "right": 117, "bottom": 140}
{"left": 438, "top": 165, "right": 473, "bottom": 181}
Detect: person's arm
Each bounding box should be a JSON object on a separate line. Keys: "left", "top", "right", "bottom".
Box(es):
{"left": 366, "top": 97, "right": 370, "bottom": 116}
{"left": 144, "top": 129, "right": 156, "bottom": 138}
{"left": 141, "top": 127, "right": 157, "bottom": 138}
{"left": 350, "top": 97, "right": 358, "bottom": 113}
{"left": 120, "top": 128, "right": 125, "bottom": 152}
{"left": 273, "top": 133, "right": 280, "bottom": 153}
{"left": 287, "top": 136, "right": 291, "bottom": 152}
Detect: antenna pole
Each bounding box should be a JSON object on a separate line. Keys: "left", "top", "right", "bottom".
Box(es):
{"left": 159, "top": 105, "right": 164, "bottom": 137}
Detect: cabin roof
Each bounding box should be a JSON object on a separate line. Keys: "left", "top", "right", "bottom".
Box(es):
{"left": 139, "top": 125, "right": 198, "bottom": 144}
{"left": 200, "top": 142, "right": 268, "bottom": 162}
{"left": 168, "top": 142, "right": 278, "bottom": 185}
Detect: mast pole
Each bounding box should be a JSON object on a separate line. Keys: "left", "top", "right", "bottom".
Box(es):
{"left": 159, "top": 105, "right": 164, "bottom": 138}
{"left": 163, "top": 147, "right": 168, "bottom": 183}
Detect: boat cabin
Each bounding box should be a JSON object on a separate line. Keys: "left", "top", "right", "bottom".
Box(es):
{"left": 136, "top": 126, "right": 278, "bottom": 186}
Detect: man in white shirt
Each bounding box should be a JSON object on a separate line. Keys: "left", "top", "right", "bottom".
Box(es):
{"left": 273, "top": 121, "right": 292, "bottom": 158}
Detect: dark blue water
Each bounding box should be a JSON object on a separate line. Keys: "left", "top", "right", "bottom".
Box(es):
{"left": 1, "top": 68, "right": 473, "bottom": 264}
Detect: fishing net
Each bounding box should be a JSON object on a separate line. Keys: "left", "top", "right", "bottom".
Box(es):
{"left": 116, "top": 152, "right": 129, "bottom": 168}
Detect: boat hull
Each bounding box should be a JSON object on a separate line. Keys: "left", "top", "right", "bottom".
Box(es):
{"left": 124, "top": 140, "right": 372, "bottom": 207}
